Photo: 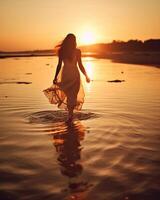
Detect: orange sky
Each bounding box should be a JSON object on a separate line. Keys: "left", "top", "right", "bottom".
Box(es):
{"left": 1, "top": 0, "right": 160, "bottom": 51}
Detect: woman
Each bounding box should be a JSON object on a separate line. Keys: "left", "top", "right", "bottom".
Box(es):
{"left": 43, "top": 33, "right": 90, "bottom": 122}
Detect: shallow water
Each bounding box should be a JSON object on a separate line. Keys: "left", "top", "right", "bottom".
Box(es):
{"left": 0, "top": 57, "right": 160, "bottom": 200}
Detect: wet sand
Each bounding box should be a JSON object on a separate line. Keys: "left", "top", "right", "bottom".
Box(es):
{"left": 0, "top": 57, "right": 160, "bottom": 200}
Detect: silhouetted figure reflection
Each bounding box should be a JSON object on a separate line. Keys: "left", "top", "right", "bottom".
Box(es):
{"left": 52, "top": 121, "right": 88, "bottom": 194}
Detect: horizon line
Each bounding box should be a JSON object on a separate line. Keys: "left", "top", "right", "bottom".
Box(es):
{"left": 1, "top": 38, "right": 160, "bottom": 53}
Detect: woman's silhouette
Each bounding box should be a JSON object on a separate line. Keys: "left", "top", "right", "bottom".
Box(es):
{"left": 43, "top": 33, "right": 90, "bottom": 122}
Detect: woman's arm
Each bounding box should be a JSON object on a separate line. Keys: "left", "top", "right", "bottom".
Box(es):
{"left": 77, "top": 49, "right": 90, "bottom": 83}
{"left": 53, "top": 56, "right": 62, "bottom": 84}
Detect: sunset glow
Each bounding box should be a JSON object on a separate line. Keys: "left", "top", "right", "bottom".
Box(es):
{"left": 0, "top": 0, "right": 160, "bottom": 51}
{"left": 79, "top": 31, "right": 97, "bottom": 45}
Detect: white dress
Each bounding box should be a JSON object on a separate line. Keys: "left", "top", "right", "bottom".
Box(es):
{"left": 43, "top": 52, "right": 85, "bottom": 110}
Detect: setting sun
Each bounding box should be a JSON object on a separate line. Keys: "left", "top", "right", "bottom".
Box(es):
{"left": 79, "top": 31, "right": 97, "bottom": 45}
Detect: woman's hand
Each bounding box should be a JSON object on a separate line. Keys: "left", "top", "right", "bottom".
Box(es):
{"left": 85, "top": 75, "right": 90, "bottom": 83}
{"left": 53, "top": 78, "right": 57, "bottom": 84}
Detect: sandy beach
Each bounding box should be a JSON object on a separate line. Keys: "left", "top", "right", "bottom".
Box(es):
{"left": 0, "top": 56, "right": 160, "bottom": 200}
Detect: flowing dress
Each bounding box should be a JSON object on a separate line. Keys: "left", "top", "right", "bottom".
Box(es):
{"left": 43, "top": 53, "right": 85, "bottom": 110}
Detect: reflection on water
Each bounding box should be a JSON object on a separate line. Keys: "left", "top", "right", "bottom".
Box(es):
{"left": 51, "top": 121, "right": 90, "bottom": 199}
{"left": 0, "top": 57, "right": 160, "bottom": 200}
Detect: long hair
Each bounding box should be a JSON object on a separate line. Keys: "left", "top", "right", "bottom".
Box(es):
{"left": 56, "top": 33, "right": 77, "bottom": 60}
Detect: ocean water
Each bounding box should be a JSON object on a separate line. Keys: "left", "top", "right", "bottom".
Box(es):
{"left": 0, "top": 56, "right": 160, "bottom": 200}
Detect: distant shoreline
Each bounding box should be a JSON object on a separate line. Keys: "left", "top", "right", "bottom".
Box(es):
{"left": 1, "top": 39, "right": 160, "bottom": 67}
{"left": 0, "top": 52, "right": 160, "bottom": 67}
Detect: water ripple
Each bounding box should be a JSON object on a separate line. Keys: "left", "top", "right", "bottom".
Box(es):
{"left": 25, "top": 110, "right": 99, "bottom": 124}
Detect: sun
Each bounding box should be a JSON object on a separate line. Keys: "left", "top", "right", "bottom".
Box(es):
{"left": 79, "top": 31, "right": 96, "bottom": 45}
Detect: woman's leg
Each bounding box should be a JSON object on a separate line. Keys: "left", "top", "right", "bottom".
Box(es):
{"left": 67, "top": 94, "right": 76, "bottom": 121}
{"left": 68, "top": 106, "right": 74, "bottom": 120}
